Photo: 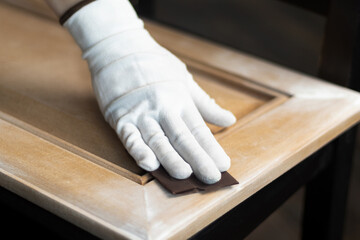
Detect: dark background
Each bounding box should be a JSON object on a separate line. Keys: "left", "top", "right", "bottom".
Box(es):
{"left": 135, "top": 0, "right": 326, "bottom": 76}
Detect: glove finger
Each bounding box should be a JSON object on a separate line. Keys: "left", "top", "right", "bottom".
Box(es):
{"left": 118, "top": 123, "right": 160, "bottom": 171}
{"left": 182, "top": 109, "right": 231, "bottom": 172}
{"left": 187, "top": 78, "right": 236, "bottom": 127}
{"left": 138, "top": 116, "right": 192, "bottom": 179}
{"left": 160, "top": 111, "right": 221, "bottom": 184}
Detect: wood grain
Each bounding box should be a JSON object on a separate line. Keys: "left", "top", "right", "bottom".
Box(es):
{"left": 1, "top": 2, "right": 360, "bottom": 239}
{"left": 1, "top": 0, "right": 56, "bottom": 19}
{"left": 0, "top": 1, "right": 286, "bottom": 184}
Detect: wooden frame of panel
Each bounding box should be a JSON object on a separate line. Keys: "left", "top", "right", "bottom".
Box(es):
{"left": 1, "top": 3, "right": 360, "bottom": 239}
{"left": 0, "top": 1, "right": 289, "bottom": 186}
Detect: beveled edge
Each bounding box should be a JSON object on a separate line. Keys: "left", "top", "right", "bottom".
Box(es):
{"left": 1, "top": 9, "right": 360, "bottom": 240}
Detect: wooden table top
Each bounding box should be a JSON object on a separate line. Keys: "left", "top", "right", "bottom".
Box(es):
{"left": 1, "top": 2, "right": 360, "bottom": 239}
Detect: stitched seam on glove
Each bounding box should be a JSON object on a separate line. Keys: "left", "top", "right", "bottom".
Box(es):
{"left": 81, "top": 27, "right": 145, "bottom": 54}
{"left": 59, "top": 0, "right": 95, "bottom": 25}
{"left": 93, "top": 51, "right": 170, "bottom": 76}
{"left": 104, "top": 80, "right": 182, "bottom": 120}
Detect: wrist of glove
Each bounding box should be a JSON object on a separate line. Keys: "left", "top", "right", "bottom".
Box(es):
{"left": 63, "top": 0, "right": 236, "bottom": 184}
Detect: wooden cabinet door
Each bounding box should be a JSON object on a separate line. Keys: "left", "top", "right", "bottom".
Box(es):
{"left": 1, "top": 2, "right": 360, "bottom": 239}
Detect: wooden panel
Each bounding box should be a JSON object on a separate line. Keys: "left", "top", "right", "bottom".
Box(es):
{"left": 0, "top": 1, "right": 287, "bottom": 184}
{"left": 1, "top": 2, "right": 360, "bottom": 240}
{"left": 0, "top": 0, "right": 56, "bottom": 18}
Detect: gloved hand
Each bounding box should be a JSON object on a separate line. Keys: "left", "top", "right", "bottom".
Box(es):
{"left": 64, "top": 0, "right": 236, "bottom": 184}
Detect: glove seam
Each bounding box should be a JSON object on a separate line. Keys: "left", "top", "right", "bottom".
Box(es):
{"left": 59, "top": 0, "right": 95, "bottom": 25}
{"left": 92, "top": 51, "right": 170, "bottom": 76}
{"left": 82, "top": 27, "right": 145, "bottom": 54}
{"left": 104, "top": 80, "right": 181, "bottom": 121}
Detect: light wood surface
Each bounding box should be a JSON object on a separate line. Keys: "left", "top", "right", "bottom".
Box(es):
{"left": 1, "top": 2, "right": 360, "bottom": 239}
{"left": 0, "top": 1, "right": 288, "bottom": 184}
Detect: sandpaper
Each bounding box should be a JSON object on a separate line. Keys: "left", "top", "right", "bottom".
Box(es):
{"left": 150, "top": 167, "right": 239, "bottom": 194}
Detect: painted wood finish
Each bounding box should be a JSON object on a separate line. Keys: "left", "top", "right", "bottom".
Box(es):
{"left": 1, "top": 2, "right": 360, "bottom": 239}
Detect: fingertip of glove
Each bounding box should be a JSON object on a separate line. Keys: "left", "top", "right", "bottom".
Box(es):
{"left": 166, "top": 162, "right": 193, "bottom": 180}
{"left": 207, "top": 108, "right": 236, "bottom": 127}
{"left": 171, "top": 168, "right": 193, "bottom": 180}
{"left": 217, "top": 157, "right": 231, "bottom": 172}
{"left": 138, "top": 157, "right": 160, "bottom": 172}
{"left": 215, "top": 110, "right": 237, "bottom": 127}
{"left": 198, "top": 170, "right": 222, "bottom": 185}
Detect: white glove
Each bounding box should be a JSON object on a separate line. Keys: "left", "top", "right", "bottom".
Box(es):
{"left": 64, "top": 0, "right": 236, "bottom": 184}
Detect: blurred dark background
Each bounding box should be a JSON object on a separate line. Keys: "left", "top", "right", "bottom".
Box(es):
{"left": 137, "top": 0, "right": 326, "bottom": 76}
{"left": 133, "top": 0, "right": 360, "bottom": 239}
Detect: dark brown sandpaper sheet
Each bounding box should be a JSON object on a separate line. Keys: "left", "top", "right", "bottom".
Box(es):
{"left": 150, "top": 167, "right": 239, "bottom": 194}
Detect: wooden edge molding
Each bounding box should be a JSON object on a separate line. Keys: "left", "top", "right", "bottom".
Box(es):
{"left": 0, "top": 111, "right": 149, "bottom": 185}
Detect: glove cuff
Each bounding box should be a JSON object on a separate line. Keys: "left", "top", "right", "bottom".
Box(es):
{"left": 59, "top": 0, "right": 95, "bottom": 25}
{"left": 63, "top": 0, "right": 144, "bottom": 51}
